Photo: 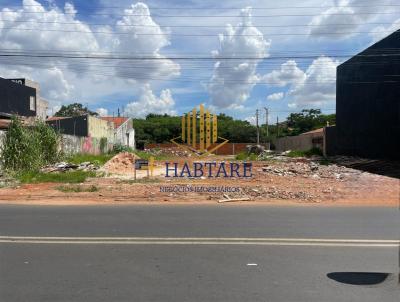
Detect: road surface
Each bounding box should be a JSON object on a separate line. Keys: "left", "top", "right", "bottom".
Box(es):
{"left": 0, "top": 204, "right": 399, "bottom": 301}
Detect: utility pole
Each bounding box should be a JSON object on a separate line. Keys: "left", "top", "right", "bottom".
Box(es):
{"left": 264, "top": 107, "right": 269, "bottom": 137}
{"left": 276, "top": 116, "right": 280, "bottom": 137}
{"left": 256, "top": 109, "right": 260, "bottom": 145}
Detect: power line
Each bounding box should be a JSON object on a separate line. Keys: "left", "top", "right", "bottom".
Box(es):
{"left": 0, "top": 27, "right": 397, "bottom": 37}
{"left": 0, "top": 19, "right": 396, "bottom": 28}
{"left": 2, "top": 57, "right": 399, "bottom": 85}
{"left": 0, "top": 52, "right": 399, "bottom": 60}
{"left": 255, "top": 109, "right": 260, "bottom": 144}
{"left": 4, "top": 11, "right": 400, "bottom": 18}
{"left": 6, "top": 3, "right": 400, "bottom": 10}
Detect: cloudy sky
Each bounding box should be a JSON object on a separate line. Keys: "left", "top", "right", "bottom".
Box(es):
{"left": 0, "top": 0, "right": 399, "bottom": 122}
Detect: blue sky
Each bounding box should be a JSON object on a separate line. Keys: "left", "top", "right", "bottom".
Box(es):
{"left": 0, "top": 0, "right": 399, "bottom": 122}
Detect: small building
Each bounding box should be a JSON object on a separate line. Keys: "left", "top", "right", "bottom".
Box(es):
{"left": 47, "top": 115, "right": 114, "bottom": 139}
{"left": 7, "top": 78, "right": 49, "bottom": 120}
{"left": 0, "top": 77, "right": 37, "bottom": 117}
{"left": 100, "top": 116, "right": 135, "bottom": 149}
{"left": 274, "top": 128, "right": 324, "bottom": 152}
{"left": 46, "top": 115, "right": 115, "bottom": 154}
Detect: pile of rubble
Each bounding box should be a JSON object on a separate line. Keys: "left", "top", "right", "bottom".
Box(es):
{"left": 144, "top": 147, "right": 191, "bottom": 157}
{"left": 257, "top": 150, "right": 291, "bottom": 161}
{"left": 242, "top": 186, "right": 317, "bottom": 201}
{"left": 102, "top": 152, "right": 138, "bottom": 175}
{"left": 0, "top": 171, "right": 18, "bottom": 188}
{"left": 259, "top": 160, "right": 360, "bottom": 180}
{"left": 40, "top": 161, "right": 99, "bottom": 173}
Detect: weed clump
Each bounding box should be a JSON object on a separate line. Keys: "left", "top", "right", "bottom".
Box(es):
{"left": 0, "top": 117, "right": 61, "bottom": 172}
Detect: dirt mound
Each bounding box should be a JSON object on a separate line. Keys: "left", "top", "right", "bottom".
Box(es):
{"left": 102, "top": 152, "right": 139, "bottom": 175}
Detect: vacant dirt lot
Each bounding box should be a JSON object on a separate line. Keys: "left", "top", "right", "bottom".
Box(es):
{"left": 0, "top": 155, "right": 398, "bottom": 206}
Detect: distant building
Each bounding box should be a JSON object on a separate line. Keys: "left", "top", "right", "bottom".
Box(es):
{"left": 0, "top": 77, "right": 37, "bottom": 117}
{"left": 0, "top": 77, "right": 49, "bottom": 120}
{"left": 100, "top": 116, "right": 135, "bottom": 149}
{"left": 274, "top": 128, "right": 324, "bottom": 152}
{"left": 47, "top": 115, "right": 114, "bottom": 140}
{"left": 328, "top": 30, "right": 400, "bottom": 159}
{"left": 7, "top": 78, "right": 49, "bottom": 120}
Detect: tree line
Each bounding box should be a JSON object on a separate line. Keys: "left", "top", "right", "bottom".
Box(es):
{"left": 52, "top": 103, "right": 335, "bottom": 147}
{"left": 132, "top": 109, "right": 335, "bottom": 148}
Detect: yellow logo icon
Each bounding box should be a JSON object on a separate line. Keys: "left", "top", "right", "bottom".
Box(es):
{"left": 171, "top": 104, "right": 229, "bottom": 156}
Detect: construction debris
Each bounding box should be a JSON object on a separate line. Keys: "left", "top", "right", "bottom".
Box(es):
{"left": 218, "top": 194, "right": 251, "bottom": 203}
{"left": 0, "top": 173, "right": 18, "bottom": 188}
{"left": 259, "top": 160, "right": 360, "bottom": 180}
{"left": 40, "top": 161, "right": 99, "bottom": 173}
{"left": 144, "top": 147, "right": 191, "bottom": 158}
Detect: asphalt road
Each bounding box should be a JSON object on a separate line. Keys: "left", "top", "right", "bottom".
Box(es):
{"left": 0, "top": 204, "right": 399, "bottom": 302}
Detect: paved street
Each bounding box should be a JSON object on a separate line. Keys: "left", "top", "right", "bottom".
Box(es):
{"left": 0, "top": 204, "right": 399, "bottom": 301}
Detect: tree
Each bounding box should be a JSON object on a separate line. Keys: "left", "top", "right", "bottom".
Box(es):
{"left": 55, "top": 103, "right": 98, "bottom": 117}
{"left": 286, "top": 109, "right": 335, "bottom": 136}
{"left": 132, "top": 113, "right": 258, "bottom": 148}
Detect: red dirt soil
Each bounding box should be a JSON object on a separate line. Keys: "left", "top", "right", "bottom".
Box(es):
{"left": 0, "top": 160, "right": 398, "bottom": 207}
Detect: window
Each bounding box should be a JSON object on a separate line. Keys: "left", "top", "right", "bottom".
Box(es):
{"left": 30, "top": 96, "right": 36, "bottom": 111}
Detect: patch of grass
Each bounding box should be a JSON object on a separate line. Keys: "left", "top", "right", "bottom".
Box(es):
{"left": 134, "top": 150, "right": 171, "bottom": 160}
{"left": 16, "top": 171, "right": 97, "bottom": 184}
{"left": 287, "top": 147, "right": 323, "bottom": 158}
{"left": 56, "top": 184, "right": 99, "bottom": 193}
{"left": 286, "top": 150, "right": 306, "bottom": 157}
{"left": 235, "top": 151, "right": 258, "bottom": 161}
{"left": 66, "top": 153, "right": 114, "bottom": 165}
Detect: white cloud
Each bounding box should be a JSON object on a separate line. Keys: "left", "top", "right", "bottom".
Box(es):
{"left": 96, "top": 108, "right": 108, "bottom": 116}
{"left": 309, "top": 0, "right": 394, "bottom": 39}
{"left": 263, "top": 60, "right": 305, "bottom": 87}
{"left": 0, "top": 0, "right": 99, "bottom": 54}
{"left": 369, "top": 18, "right": 400, "bottom": 42}
{"left": 289, "top": 56, "right": 340, "bottom": 105}
{"left": 0, "top": 0, "right": 179, "bottom": 107}
{"left": 208, "top": 7, "right": 271, "bottom": 108}
{"left": 0, "top": 64, "right": 73, "bottom": 101}
{"left": 264, "top": 56, "right": 339, "bottom": 107}
{"left": 124, "top": 84, "right": 176, "bottom": 118}
{"left": 111, "top": 2, "right": 180, "bottom": 80}
{"left": 267, "top": 92, "right": 284, "bottom": 101}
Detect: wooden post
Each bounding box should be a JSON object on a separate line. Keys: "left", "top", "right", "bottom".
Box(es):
{"left": 199, "top": 104, "right": 205, "bottom": 152}
{"left": 187, "top": 112, "right": 191, "bottom": 145}
{"left": 192, "top": 108, "right": 197, "bottom": 149}
{"left": 212, "top": 114, "right": 217, "bottom": 143}
{"left": 182, "top": 114, "right": 186, "bottom": 142}
{"left": 134, "top": 161, "right": 137, "bottom": 180}
{"left": 149, "top": 156, "right": 154, "bottom": 177}
{"left": 206, "top": 110, "right": 211, "bottom": 148}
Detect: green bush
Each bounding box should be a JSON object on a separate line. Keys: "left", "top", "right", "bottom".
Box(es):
{"left": 235, "top": 151, "right": 258, "bottom": 161}
{"left": 113, "top": 144, "right": 134, "bottom": 153}
{"left": 0, "top": 117, "right": 61, "bottom": 172}
{"left": 287, "top": 147, "right": 323, "bottom": 158}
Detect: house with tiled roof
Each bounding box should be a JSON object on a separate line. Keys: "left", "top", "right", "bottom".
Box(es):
{"left": 100, "top": 116, "right": 135, "bottom": 149}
